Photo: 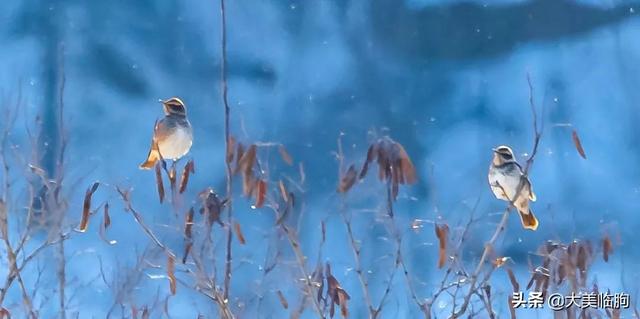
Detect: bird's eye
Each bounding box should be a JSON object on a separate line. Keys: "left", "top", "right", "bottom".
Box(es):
{"left": 501, "top": 153, "right": 512, "bottom": 160}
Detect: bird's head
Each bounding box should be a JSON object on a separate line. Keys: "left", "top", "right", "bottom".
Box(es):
{"left": 492, "top": 145, "right": 515, "bottom": 165}
{"left": 160, "top": 97, "right": 187, "bottom": 116}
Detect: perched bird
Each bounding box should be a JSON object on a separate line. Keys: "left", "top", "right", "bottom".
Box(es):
{"left": 139, "top": 97, "right": 193, "bottom": 169}
{"left": 487, "top": 145, "right": 538, "bottom": 230}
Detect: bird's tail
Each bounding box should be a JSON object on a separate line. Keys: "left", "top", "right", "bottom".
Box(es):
{"left": 517, "top": 208, "right": 538, "bottom": 231}
{"left": 139, "top": 148, "right": 160, "bottom": 170}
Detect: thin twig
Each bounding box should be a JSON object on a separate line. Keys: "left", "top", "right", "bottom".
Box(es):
{"left": 280, "top": 223, "right": 325, "bottom": 318}
{"left": 116, "top": 187, "right": 176, "bottom": 260}
{"left": 450, "top": 75, "right": 543, "bottom": 318}
{"left": 219, "top": 0, "right": 234, "bottom": 303}
{"left": 371, "top": 181, "right": 402, "bottom": 317}
{"left": 56, "top": 44, "right": 68, "bottom": 319}
{"left": 336, "top": 135, "right": 375, "bottom": 318}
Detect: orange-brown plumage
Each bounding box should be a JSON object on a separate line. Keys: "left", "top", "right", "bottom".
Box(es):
{"left": 488, "top": 145, "right": 538, "bottom": 231}
{"left": 139, "top": 98, "right": 193, "bottom": 169}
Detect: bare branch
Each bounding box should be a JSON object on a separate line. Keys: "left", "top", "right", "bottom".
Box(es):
{"left": 450, "top": 75, "right": 544, "bottom": 318}
{"left": 219, "top": 0, "right": 235, "bottom": 303}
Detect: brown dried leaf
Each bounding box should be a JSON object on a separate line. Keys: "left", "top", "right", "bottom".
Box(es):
{"left": 278, "top": 180, "right": 288, "bottom": 203}
{"left": 98, "top": 202, "right": 116, "bottom": 245}
{"left": 234, "top": 222, "right": 246, "bottom": 245}
{"left": 254, "top": 179, "right": 267, "bottom": 209}
{"left": 359, "top": 144, "right": 377, "bottom": 179}
{"left": 155, "top": 163, "right": 165, "bottom": 204}
{"left": 275, "top": 189, "right": 292, "bottom": 226}
{"left": 103, "top": 202, "right": 111, "bottom": 230}
{"left": 526, "top": 273, "right": 536, "bottom": 291}
{"left": 527, "top": 273, "right": 538, "bottom": 290}
{"left": 603, "top": 235, "right": 613, "bottom": 263}
{"left": 572, "top": 129, "right": 587, "bottom": 159}
{"left": 577, "top": 243, "right": 588, "bottom": 273}
{"left": 182, "top": 243, "right": 192, "bottom": 264}
{"left": 337, "top": 165, "right": 358, "bottom": 193}
{"left": 493, "top": 256, "right": 510, "bottom": 268}
{"left": 360, "top": 138, "right": 417, "bottom": 201}
{"left": 339, "top": 292, "right": 349, "bottom": 318}
{"left": 278, "top": 144, "right": 293, "bottom": 166}
{"left": 276, "top": 290, "right": 288, "bottom": 309}
{"left": 326, "top": 263, "right": 351, "bottom": 318}
{"left": 542, "top": 276, "right": 550, "bottom": 297}
{"left": 234, "top": 142, "right": 245, "bottom": 174}
{"left": 243, "top": 173, "right": 256, "bottom": 196}
{"left": 376, "top": 144, "right": 388, "bottom": 181}
{"left": 168, "top": 164, "right": 177, "bottom": 191}
{"left": 90, "top": 181, "right": 100, "bottom": 193}
{"left": 184, "top": 207, "right": 194, "bottom": 239}
{"left": 506, "top": 267, "right": 520, "bottom": 292}
{"left": 179, "top": 160, "right": 194, "bottom": 194}
{"left": 435, "top": 223, "right": 449, "bottom": 269}
{"left": 167, "top": 254, "right": 176, "bottom": 295}
{"left": 396, "top": 143, "right": 417, "bottom": 184}
{"left": 239, "top": 144, "right": 257, "bottom": 175}
{"left": 240, "top": 144, "right": 258, "bottom": 197}
{"left": 78, "top": 182, "right": 100, "bottom": 232}
{"left": 226, "top": 136, "right": 236, "bottom": 164}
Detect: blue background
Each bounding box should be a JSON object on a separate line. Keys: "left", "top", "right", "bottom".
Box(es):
{"left": 1, "top": 0, "right": 639, "bottom": 317}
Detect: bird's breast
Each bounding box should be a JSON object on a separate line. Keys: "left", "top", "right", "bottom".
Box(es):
{"left": 490, "top": 166, "right": 523, "bottom": 199}
{"left": 157, "top": 127, "right": 193, "bottom": 160}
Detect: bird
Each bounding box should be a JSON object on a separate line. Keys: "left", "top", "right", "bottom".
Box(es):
{"left": 139, "top": 97, "right": 193, "bottom": 169}
{"left": 487, "top": 145, "right": 538, "bottom": 231}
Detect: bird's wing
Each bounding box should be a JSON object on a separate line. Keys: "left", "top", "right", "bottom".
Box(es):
{"left": 153, "top": 118, "right": 176, "bottom": 141}
{"left": 139, "top": 120, "right": 162, "bottom": 169}
{"left": 515, "top": 161, "right": 536, "bottom": 202}
{"left": 526, "top": 176, "right": 536, "bottom": 201}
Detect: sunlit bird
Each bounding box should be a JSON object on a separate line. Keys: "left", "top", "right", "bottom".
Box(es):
{"left": 139, "top": 97, "right": 193, "bottom": 169}
{"left": 487, "top": 145, "right": 538, "bottom": 230}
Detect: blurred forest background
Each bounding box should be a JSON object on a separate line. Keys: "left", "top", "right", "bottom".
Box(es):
{"left": 1, "top": 0, "right": 640, "bottom": 318}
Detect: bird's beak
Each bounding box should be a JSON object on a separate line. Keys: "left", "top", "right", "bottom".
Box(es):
{"left": 492, "top": 148, "right": 498, "bottom": 153}
{"left": 158, "top": 99, "right": 165, "bottom": 104}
